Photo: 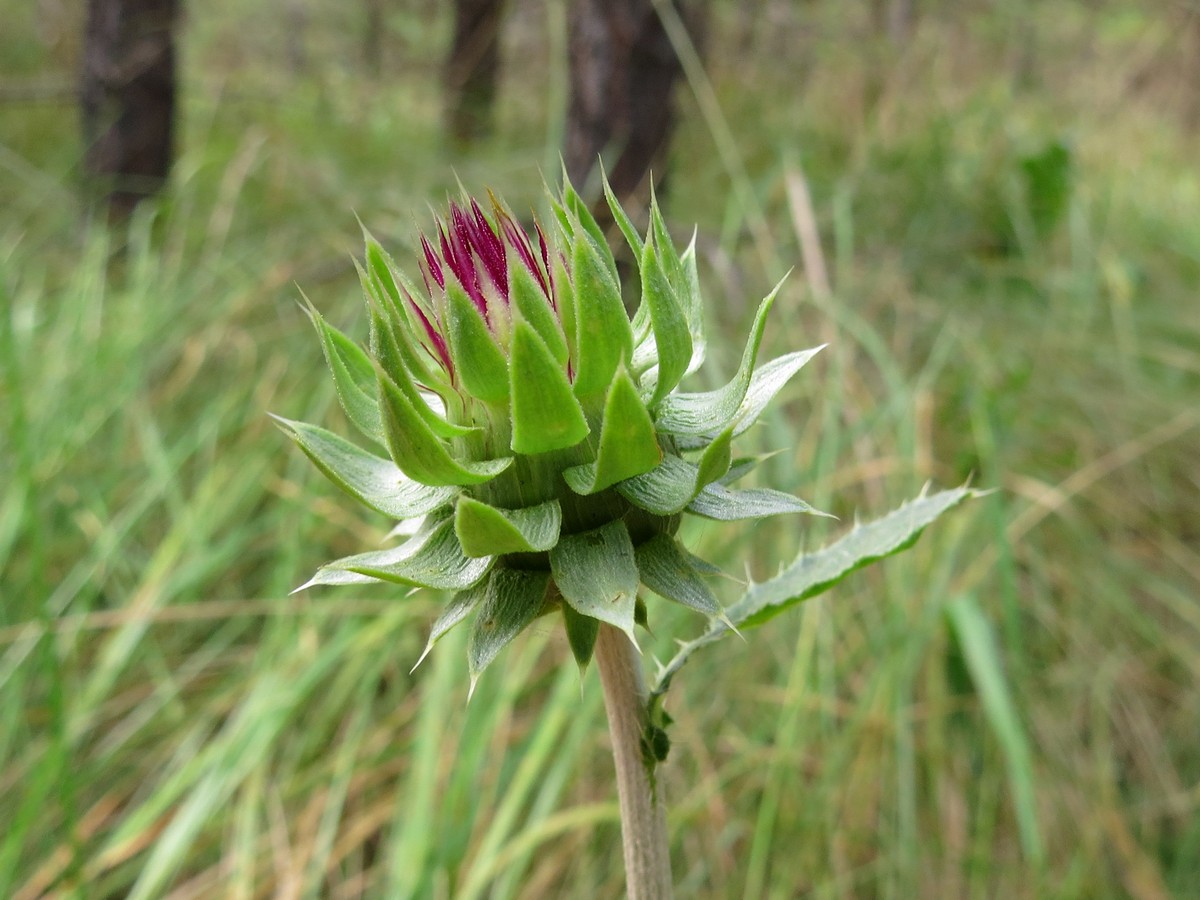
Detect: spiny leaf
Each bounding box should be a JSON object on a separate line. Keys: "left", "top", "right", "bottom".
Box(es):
{"left": 454, "top": 497, "right": 562, "bottom": 558}
{"left": 302, "top": 513, "right": 494, "bottom": 591}
{"left": 509, "top": 322, "right": 590, "bottom": 454}
{"left": 562, "top": 168, "right": 616, "bottom": 276}
{"left": 510, "top": 258, "right": 568, "bottom": 365}
{"left": 640, "top": 234, "right": 693, "bottom": 407}
{"left": 694, "top": 427, "right": 733, "bottom": 488}
{"left": 469, "top": 568, "right": 552, "bottom": 686}
{"left": 550, "top": 520, "right": 640, "bottom": 640}
{"left": 602, "top": 167, "right": 644, "bottom": 261}
{"left": 654, "top": 279, "right": 786, "bottom": 436}
{"left": 292, "top": 567, "right": 382, "bottom": 590}
{"left": 561, "top": 601, "right": 600, "bottom": 669}
{"left": 547, "top": 193, "right": 573, "bottom": 248}
{"left": 721, "top": 456, "right": 764, "bottom": 485}
{"left": 309, "top": 306, "right": 384, "bottom": 445}
{"left": 616, "top": 434, "right": 742, "bottom": 515}
{"left": 412, "top": 585, "right": 486, "bottom": 671}
{"left": 368, "top": 305, "right": 474, "bottom": 440}
{"left": 687, "top": 481, "right": 821, "bottom": 521}
{"left": 616, "top": 454, "right": 702, "bottom": 515}
{"left": 377, "top": 363, "right": 512, "bottom": 486}
{"left": 361, "top": 238, "right": 446, "bottom": 391}
{"left": 675, "top": 346, "right": 825, "bottom": 450}
{"left": 648, "top": 190, "right": 685, "bottom": 291}
{"left": 651, "top": 486, "right": 980, "bottom": 697}
{"left": 730, "top": 487, "right": 978, "bottom": 628}
{"left": 562, "top": 366, "right": 661, "bottom": 495}
{"left": 272, "top": 416, "right": 456, "bottom": 520}
{"left": 551, "top": 251, "right": 578, "bottom": 378}
{"left": 570, "top": 229, "right": 633, "bottom": 401}
{"left": 684, "top": 552, "right": 723, "bottom": 576}
{"left": 445, "top": 281, "right": 510, "bottom": 406}
{"left": 678, "top": 232, "right": 706, "bottom": 373}
{"left": 635, "top": 534, "right": 721, "bottom": 617}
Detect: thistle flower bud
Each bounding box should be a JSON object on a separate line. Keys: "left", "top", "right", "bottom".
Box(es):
{"left": 277, "top": 176, "right": 824, "bottom": 685}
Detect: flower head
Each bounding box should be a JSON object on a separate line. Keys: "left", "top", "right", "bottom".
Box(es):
{"left": 277, "top": 176, "right": 824, "bottom": 686}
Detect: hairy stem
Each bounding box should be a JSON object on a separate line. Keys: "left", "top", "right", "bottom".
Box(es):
{"left": 594, "top": 623, "right": 673, "bottom": 899}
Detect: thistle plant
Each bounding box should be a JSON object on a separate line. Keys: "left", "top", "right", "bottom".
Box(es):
{"left": 278, "top": 174, "right": 973, "bottom": 898}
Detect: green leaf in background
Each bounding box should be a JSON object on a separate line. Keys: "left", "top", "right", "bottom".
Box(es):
{"left": 946, "top": 594, "right": 1044, "bottom": 864}
{"left": 454, "top": 497, "right": 562, "bottom": 558}
{"left": 1020, "top": 139, "right": 1073, "bottom": 240}
{"left": 509, "top": 322, "right": 590, "bottom": 454}
{"left": 468, "top": 568, "right": 552, "bottom": 687}
{"left": 652, "top": 487, "right": 979, "bottom": 697}
{"left": 377, "top": 365, "right": 512, "bottom": 486}
{"left": 634, "top": 534, "right": 721, "bottom": 618}
{"left": 562, "top": 366, "right": 661, "bottom": 495}
{"left": 654, "top": 280, "right": 784, "bottom": 436}
{"left": 271, "top": 417, "right": 457, "bottom": 520}
{"left": 550, "top": 520, "right": 640, "bottom": 640}
{"left": 307, "top": 513, "right": 494, "bottom": 591}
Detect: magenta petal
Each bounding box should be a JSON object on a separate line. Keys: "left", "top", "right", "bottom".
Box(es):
{"left": 535, "top": 223, "right": 558, "bottom": 310}
{"left": 401, "top": 285, "right": 453, "bottom": 377}
{"left": 536, "top": 223, "right": 551, "bottom": 275}
{"left": 447, "top": 207, "right": 487, "bottom": 314}
{"left": 499, "top": 208, "right": 551, "bottom": 300}
{"left": 469, "top": 200, "right": 509, "bottom": 299}
{"left": 421, "top": 236, "right": 444, "bottom": 290}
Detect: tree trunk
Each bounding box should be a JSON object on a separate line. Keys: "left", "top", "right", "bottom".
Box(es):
{"left": 445, "top": 0, "right": 506, "bottom": 146}
{"left": 363, "top": 0, "right": 385, "bottom": 77}
{"left": 1184, "top": 5, "right": 1200, "bottom": 129}
{"left": 871, "top": 0, "right": 913, "bottom": 46}
{"left": 80, "top": 0, "right": 179, "bottom": 221}
{"left": 563, "top": 0, "right": 705, "bottom": 222}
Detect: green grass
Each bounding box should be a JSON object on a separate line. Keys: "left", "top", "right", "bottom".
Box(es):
{"left": 2, "top": 2, "right": 1198, "bottom": 896}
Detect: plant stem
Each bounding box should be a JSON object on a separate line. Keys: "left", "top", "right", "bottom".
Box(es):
{"left": 594, "top": 623, "right": 673, "bottom": 899}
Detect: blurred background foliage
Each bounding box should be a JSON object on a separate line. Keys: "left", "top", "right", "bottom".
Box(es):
{"left": 1, "top": 1, "right": 1198, "bottom": 897}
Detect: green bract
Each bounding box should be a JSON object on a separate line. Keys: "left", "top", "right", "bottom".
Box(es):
{"left": 281, "top": 177, "right": 825, "bottom": 685}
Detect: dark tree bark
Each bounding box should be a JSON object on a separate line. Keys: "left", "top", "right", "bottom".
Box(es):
{"left": 286, "top": 1, "right": 310, "bottom": 76}
{"left": 80, "top": 0, "right": 179, "bottom": 221}
{"left": 363, "top": 0, "right": 384, "bottom": 77}
{"left": 563, "top": 0, "right": 705, "bottom": 222}
{"left": 870, "top": 0, "right": 913, "bottom": 47}
{"left": 445, "top": 0, "right": 506, "bottom": 146}
{"left": 1184, "top": 6, "right": 1200, "bottom": 129}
